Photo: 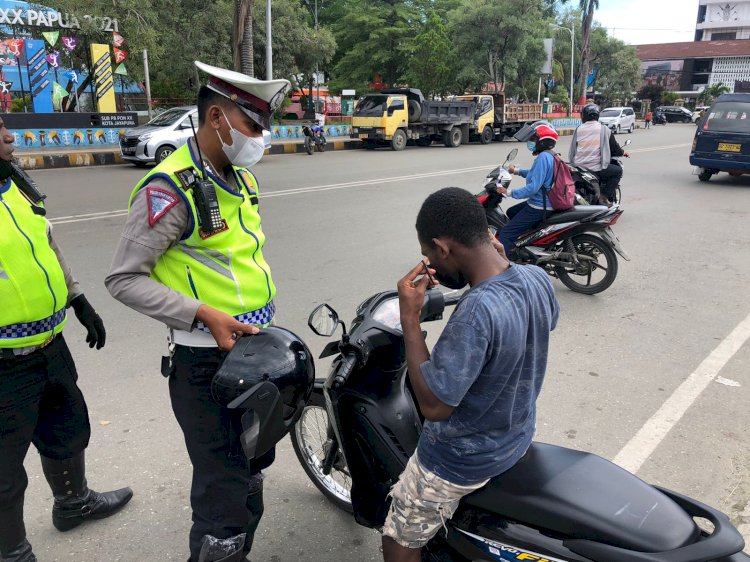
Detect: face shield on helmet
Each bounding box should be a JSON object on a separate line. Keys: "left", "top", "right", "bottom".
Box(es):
{"left": 513, "top": 120, "right": 554, "bottom": 143}
{"left": 212, "top": 326, "right": 315, "bottom": 460}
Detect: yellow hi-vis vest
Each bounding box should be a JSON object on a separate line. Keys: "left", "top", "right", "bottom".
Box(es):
{"left": 129, "top": 143, "right": 276, "bottom": 330}
{"left": 0, "top": 177, "right": 68, "bottom": 348}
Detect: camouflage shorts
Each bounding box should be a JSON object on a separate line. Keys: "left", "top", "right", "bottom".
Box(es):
{"left": 382, "top": 453, "right": 489, "bottom": 549}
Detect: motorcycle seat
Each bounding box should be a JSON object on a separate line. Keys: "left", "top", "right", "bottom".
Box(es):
{"left": 544, "top": 205, "right": 609, "bottom": 225}
{"left": 462, "top": 442, "right": 698, "bottom": 553}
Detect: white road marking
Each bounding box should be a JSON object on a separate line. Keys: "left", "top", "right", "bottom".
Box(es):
{"left": 47, "top": 142, "right": 693, "bottom": 226}
{"left": 613, "top": 311, "right": 750, "bottom": 474}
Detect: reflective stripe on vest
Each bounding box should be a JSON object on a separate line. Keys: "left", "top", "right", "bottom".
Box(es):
{"left": 129, "top": 143, "right": 276, "bottom": 323}
{"left": 0, "top": 178, "right": 68, "bottom": 348}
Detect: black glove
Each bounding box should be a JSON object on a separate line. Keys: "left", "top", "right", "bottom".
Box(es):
{"left": 70, "top": 294, "right": 106, "bottom": 349}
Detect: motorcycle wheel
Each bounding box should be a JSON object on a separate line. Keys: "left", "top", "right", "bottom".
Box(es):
{"left": 304, "top": 137, "right": 314, "bottom": 155}
{"left": 555, "top": 234, "right": 618, "bottom": 295}
{"left": 290, "top": 389, "right": 353, "bottom": 513}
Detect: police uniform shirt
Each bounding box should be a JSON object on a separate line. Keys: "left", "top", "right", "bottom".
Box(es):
{"left": 105, "top": 141, "right": 245, "bottom": 347}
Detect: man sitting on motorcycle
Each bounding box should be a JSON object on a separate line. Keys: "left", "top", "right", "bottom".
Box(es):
{"left": 495, "top": 121, "right": 558, "bottom": 257}
{"left": 384, "top": 187, "right": 560, "bottom": 562}
{"left": 311, "top": 120, "right": 326, "bottom": 146}
{"left": 569, "top": 103, "right": 629, "bottom": 206}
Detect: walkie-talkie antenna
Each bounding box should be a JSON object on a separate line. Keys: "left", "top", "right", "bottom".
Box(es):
{"left": 190, "top": 117, "right": 209, "bottom": 181}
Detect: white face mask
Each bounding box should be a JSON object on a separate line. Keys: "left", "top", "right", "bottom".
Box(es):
{"left": 217, "top": 110, "right": 265, "bottom": 168}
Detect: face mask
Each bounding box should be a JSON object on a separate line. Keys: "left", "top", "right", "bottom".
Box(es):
{"left": 432, "top": 265, "right": 468, "bottom": 290}
{"left": 527, "top": 141, "right": 537, "bottom": 153}
{"left": 217, "top": 110, "right": 265, "bottom": 168}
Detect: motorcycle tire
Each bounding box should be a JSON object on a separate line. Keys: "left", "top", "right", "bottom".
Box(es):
{"left": 304, "top": 137, "right": 314, "bottom": 156}
{"left": 319, "top": 140, "right": 326, "bottom": 152}
{"left": 290, "top": 388, "right": 354, "bottom": 513}
{"left": 555, "top": 233, "right": 618, "bottom": 295}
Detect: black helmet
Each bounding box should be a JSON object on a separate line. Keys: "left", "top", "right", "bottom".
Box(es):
{"left": 212, "top": 326, "right": 315, "bottom": 460}
{"left": 581, "top": 103, "right": 600, "bottom": 122}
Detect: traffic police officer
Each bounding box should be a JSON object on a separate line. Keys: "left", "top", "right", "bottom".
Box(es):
{"left": 0, "top": 116, "right": 133, "bottom": 562}
{"left": 106, "top": 61, "right": 290, "bottom": 562}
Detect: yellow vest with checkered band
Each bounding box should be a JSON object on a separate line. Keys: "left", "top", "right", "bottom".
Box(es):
{"left": 0, "top": 178, "right": 68, "bottom": 348}
{"left": 129, "top": 143, "right": 276, "bottom": 324}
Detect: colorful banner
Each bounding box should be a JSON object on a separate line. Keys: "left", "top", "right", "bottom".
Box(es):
{"left": 114, "top": 63, "right": 127, "bottom": 76}
{"left": 46, "top": 51, "right": 61, "bottom": 68}
{"left": 4, "top": 39, "right": 25, "bottom": 57}
{"left": 90, "top": 43, "right": 116, "bottom": 112}
{"left": 42, "top": 31, "right": 59, "bottom": 47}
{"left": 112, "top": 32, "right": 126, "bottom": 47}
{"left": 25, "top": 39, "right": 53, "bottom": 113}
{"left": 113, "top": 47, "right": 128, "bottom": 64}
{"left": 67, "top": 70, "right": 79, "bottom": 83}
{"left": 62, "top": 36, "right": 78, "bottom": 52}
{"left": 52, "top": 81, "right": 68, "bottom": 100}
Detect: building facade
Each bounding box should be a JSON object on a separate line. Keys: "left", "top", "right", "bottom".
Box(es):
{"left": 696, "top": 1, "right": 750, "bottom": 41}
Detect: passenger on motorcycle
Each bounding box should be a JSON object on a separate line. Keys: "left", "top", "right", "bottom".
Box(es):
{"left": 569, "top": 103, "right": 629, "bottom": 206}
{"left": 496, "top": 122, "right": 558, "bottom": 257}
{"left": 385, "top": 187, "right": 559, "bottom": 562}
{"left": 311, "top": 120, "right": 326, "bottom": 146}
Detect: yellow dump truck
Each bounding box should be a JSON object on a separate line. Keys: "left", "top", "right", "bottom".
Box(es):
{"left": 455, "top": 94, "right": 543, "bottom": 143}
{"left": 350, "top": 88, "right": 476, "bottom": 150}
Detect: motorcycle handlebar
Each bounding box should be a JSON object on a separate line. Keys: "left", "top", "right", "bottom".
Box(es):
{"left": 333, "top": 351, "right": 358, "bottom": 389}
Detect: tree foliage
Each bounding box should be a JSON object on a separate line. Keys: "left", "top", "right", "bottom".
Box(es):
{"left": 698, "top": 82, "right": 731, "bottom": 104}
{"left": 401, "top": 12, "right": 457, "bottom": 98}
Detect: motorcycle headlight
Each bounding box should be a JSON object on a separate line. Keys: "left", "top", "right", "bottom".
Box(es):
{"left": 138, "top": 132, "right": 153, "bottom": 141}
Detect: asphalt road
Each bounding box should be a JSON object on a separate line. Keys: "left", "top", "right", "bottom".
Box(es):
{"left": 17, "top": 123, "right": 750, "bottom": 561}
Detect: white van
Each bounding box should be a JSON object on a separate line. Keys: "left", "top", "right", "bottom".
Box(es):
{"left": 598, "top": 107, "right": 636, "bottom": 134}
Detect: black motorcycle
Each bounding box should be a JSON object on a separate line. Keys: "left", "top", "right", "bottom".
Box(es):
{"left": 570, "top": 139, "right": 631, "bottom": 206}
{"left": 291, "top": 289, "right": 749, "bottom": 562}
{"left": 477, "top": 149, "right": 628, "bottom": 295}
{"left": 653, "top": 110, "right": 667, "bottom": 126}
{"left": 302, "top": 124, "right": 326, "bottom": 155}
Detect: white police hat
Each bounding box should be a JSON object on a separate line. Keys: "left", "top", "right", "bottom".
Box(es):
{"left": 194, "top": 60, "right": 291, "bottom": 130}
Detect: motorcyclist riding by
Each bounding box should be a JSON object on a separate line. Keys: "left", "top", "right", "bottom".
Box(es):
{"left": 569, "top": 103, "right": 630, "bottom": 206}
{"left": 495, "top": 121, "right": 558, "bottom": 257}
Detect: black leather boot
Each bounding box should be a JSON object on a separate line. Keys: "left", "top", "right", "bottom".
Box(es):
{"left": 40, "top": 452, "right": 133, "bottom": 532}
{"left": 0, "top": 539, "right": 36, "bottom": 562}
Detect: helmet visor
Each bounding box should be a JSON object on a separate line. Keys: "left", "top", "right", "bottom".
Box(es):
{"left": 514, "top": 123, "right": 537, "bottom": 142}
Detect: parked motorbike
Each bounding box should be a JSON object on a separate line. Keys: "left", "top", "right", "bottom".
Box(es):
{"left": 302, "top": 123, "right": 326, "bottom": 155}
{"left": 570, "top": 139, "right": 631, "bottom": 205}
{"left": 653, "top": 110, "right": 667, "bottom": 125}
{"left": 478, "top": 149, "right": 628, "bottom": 295}
{"left": 291, "top": 289, "right": 750, "bottom": 562}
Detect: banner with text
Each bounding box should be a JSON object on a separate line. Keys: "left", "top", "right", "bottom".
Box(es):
{"left": 90, "top": 43, "right": 116, "bottom": 113}
{"left": 25, "top": 39, "right": 53, "bottom": 113}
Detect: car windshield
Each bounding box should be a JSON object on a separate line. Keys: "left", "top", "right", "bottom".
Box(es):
{"left": 147, "top": 109, "right": 189, "bottom": 127}
{"left": 354, "top": 96, "right": 387, "bottom": 117}
{"left": 702, "top": 101, "right": 750, "bottom": 133}
{"left": 600, "top": 109, "right": 621, "bottom": 117}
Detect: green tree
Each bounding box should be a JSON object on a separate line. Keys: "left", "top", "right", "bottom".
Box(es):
{"left": 638, "top": 84, "right": 666, "bottom": 105}
{"left": 328, "top": 0, "right": 419, "bottom": 91}
{"left": 448, "top": 0, "right": 547, "bottom": 95}
{"left": 402, "top": 12, "right": 457, "bottom": 98}
{"left": 597, "top": 47, "right": 641, "bottom": 105}
{"left": 698, "top": 82, "right": 731, "bottom": 104}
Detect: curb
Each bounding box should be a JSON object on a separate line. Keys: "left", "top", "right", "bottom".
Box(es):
{"left": 15, "top": 129, "right": 579, "bottom": 170}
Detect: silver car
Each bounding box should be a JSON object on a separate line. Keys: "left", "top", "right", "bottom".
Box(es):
{"left": 120, "top": 106, "right": 273, "bottom": 166}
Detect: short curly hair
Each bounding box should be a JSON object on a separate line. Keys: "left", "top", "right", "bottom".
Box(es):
{"left": 416, "top": 187, "right": 489, "bottom": 248}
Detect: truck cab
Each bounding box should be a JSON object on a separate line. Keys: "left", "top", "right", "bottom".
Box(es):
{"left": 351, "top": 94, "right": 408, "bottom": 145}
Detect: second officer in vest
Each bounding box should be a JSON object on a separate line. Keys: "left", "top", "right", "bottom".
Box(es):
{"left": 106, "top": 61, "right": 290, "bottom": 562}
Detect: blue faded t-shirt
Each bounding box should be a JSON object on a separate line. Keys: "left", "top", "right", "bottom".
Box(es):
{"left": 417, "top": 264, "right": 559, "bottom": 485}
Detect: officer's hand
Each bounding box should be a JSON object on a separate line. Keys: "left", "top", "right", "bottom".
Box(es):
{"left": 196, "top": 305, "right": 259, "bottom": 351}
{"left": 70, "top": 294, "right": 106, "bottom": 350}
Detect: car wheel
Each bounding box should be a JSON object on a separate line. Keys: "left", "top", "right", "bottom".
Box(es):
{"left": 390, "top": 129, "right": 407, "bottom": 151}
{"left": 698, "top": 170, "right": 713, "bottom": 182}
{"left": 155, "top": 145, "right": 175, "bottom": 163}
{"left": 628, "top": 124, "right": 634, "bottom": 134}
{"left": 480, "top": 125, "right": 493, "bottom": 144}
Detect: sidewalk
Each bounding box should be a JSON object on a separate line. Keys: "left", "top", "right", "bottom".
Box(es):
{"left": 15, "top": 129, "right": 577, "bottom": 170}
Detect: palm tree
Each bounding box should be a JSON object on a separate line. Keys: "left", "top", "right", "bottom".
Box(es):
{"left": 233, "top": 0, "right": 254, "bottom": 75}
{"left": 560, "top": 0, "right": 599, "bottom": 104}
{"left": 699, "top": 82, "right": 731, "bottom": 104}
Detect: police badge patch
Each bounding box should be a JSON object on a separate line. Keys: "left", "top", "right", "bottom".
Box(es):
{"left": 147, "top": 187, "right": 179, "bottom": 227}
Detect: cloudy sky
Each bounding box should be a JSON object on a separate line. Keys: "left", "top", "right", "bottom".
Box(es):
{"left": 594, "top": 0, "right": 699, "bottom": 45}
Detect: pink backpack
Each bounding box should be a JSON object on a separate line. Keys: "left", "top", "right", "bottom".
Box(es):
{"left": 545, "top": 151, "right": 576, "bottom": 211}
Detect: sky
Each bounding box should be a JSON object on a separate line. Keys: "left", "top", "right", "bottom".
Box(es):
{"left": 593, "top": 0, "right": 699, "bottom": 45}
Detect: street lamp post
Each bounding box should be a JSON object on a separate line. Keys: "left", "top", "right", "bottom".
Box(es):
{"left": 553, "top": 24, "right": 575, "bottom": 117}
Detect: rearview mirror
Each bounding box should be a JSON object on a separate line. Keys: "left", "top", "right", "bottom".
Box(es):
{"left": 507, "top": 148, "right": 518, "bottom": 161}
{"left": 623, "top": 139, "right": 632, "bottom": 147}
{"left": 308, "top": 304, "right": 341, "bottom": 337}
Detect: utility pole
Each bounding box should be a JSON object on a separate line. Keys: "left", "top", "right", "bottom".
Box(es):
{"left": 266, "top": 0, "right": 273, "bottom": 80}
{"left": 143, "top": 49, "right": 153, "bottom": 120}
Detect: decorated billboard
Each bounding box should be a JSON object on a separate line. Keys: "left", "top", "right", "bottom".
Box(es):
{"left": 89, "top": 42, "right": 116, "bottom": 112}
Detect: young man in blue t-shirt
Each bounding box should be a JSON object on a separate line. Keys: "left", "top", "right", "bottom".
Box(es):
{"left": 382, "top": 187, "right": 560, "bottom": 562}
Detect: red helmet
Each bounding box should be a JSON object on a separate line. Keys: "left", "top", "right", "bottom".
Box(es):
{"left": 534, "top": 123, "right": 559, "bottom": 142}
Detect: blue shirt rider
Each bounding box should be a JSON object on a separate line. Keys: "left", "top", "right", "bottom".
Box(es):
{"left": 496, "top": 122, "right": 559, "bottom": 256}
